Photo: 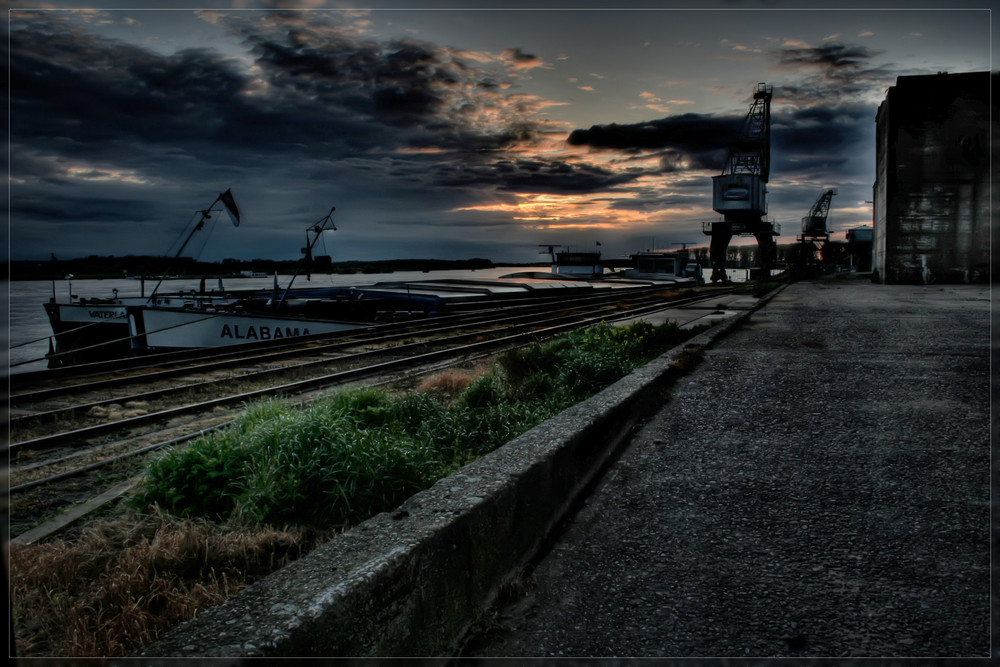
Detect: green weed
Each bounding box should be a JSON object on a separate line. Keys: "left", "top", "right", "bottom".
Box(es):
{"left": 131, "top": 320, "right": 709, "bottom": 529}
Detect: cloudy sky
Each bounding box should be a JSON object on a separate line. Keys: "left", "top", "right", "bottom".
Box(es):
{"left": 7, "top": 1, "right": 994, "bottom": 264}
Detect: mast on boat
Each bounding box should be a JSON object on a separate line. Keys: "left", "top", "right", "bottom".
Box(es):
{"left": 275, "top": 206, "right": 337, "bottom": 310}
{"left": 148, "top": 189, "right": 241, "bottom": 301}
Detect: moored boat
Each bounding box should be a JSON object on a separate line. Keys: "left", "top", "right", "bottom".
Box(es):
{"left": 126, "top": 303, "right": 366, "bottom": 352}
{"left": 42, "top": 291, "right": 242, "bottom": 366}
{"left": 41, "top": 190, "right": 245, "bottom": 367}
{"left": 624, "top": 247, "right": 704, "bottom": 283}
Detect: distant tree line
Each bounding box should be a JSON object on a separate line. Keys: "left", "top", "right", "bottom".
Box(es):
{"left": 6, "top": 255, "right": 497, "bottom": 281}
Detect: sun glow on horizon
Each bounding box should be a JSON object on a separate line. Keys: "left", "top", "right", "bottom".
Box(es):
{"left": 453, "top": 191, "right": 683, "bottom": 231}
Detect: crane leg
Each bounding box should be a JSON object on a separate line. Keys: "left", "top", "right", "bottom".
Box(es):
{"left": 754, "top": 230, "right": 777, "bottom": 278}
{"left": 709, "top": 226, "right": 733, "bottom": 282}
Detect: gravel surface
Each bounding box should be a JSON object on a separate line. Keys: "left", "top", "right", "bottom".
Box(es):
{"left": 470, "top": 277, "right": 990, "bottom": 658}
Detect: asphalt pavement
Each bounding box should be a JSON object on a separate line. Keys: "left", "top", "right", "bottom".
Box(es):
{"left": 467, "top": 276, "right": 991, "bottom": 659}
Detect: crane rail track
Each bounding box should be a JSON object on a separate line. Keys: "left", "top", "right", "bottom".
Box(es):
{"left": 7, "top": 285, "right": 737, "bottom": 542}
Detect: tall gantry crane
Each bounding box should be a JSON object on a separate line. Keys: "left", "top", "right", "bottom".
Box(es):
{"left": 703, "top": 83, "right": 777, "bottom": 282}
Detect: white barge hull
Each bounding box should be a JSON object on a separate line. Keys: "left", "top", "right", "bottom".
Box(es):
{"left": 128, "top": 306, "right": 363, "bottom": 351}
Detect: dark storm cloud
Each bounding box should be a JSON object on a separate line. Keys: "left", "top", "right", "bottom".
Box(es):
{"left": 772, "top": 104, "right": 873, "bottom": 152}
{"left": 779, "top": 43, "right": 882, "bottom": 70}
{"left": 217, "top": 11, "right": 550, "bottom": 149}
{"left": 13, "top": 195, "right": 156, "bottom": 223}
{"left": 772, "top": 42, "right": 897, "bottom": 103}
{"left": 558, "top": 42, "right": 886, "bottom": 185}
{"left": 566, "top": 113, "right": 743, "bottom": 172}
{"left": 568, "top": 113, "right": 741, "bottom": 152}
{"left": 325, "top": 149, "right": 640, "bottom": 201}
{"left": 564, "top": 86, "right": 874, "bottom": 182}
{"left": 9, "top": 11, "right": 554, "bottom": 177}
{"left": 10, "top": 24, "right": 248, "bottom": 153}
{"left": 247, "top": 31, "right": 452, "bottom": 126}
{"left": 604, "top": 189, "right": 705, "bottom": 212}
{"left": 9, "top": 10, "right": 609, "bottom": 260}
{"left": 501, "top": 47, "right": 542, "bottom": 68}
{"left": 433, "top": 158, "right": 644, "bottom": 193}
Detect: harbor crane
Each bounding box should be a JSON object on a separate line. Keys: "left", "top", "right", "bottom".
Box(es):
{"left": 794, "top": 189, "right": 837, "bottom": 275}
{"left": 703, "top": 83, "right": 777, "bottom": 282}
{"left": 799, "top": 189, "right": 837, "bottom": 241}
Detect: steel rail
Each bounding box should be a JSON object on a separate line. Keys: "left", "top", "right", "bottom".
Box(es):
{"left": 11, "top": 285, "right": 714, "bottom": 417}
{"left": 7, "top": 290, "right": 729, "bottom": 455}
{"left": 8, "top": 423, "right": 236, "bottom": 494}
{"left": 8, "top": 343, "right": 509, "bottom": 498}
{"left": 10, "top": 283, "right": 683, "bottom": 403}
{"left": 8, "top": 304, "right": 635, "bottom": 446}
{"left": 8, "top": 343, "right": 512, "bottom": 498}
{"left": 7, "top": 347, "right": 512, "bottom": 548}
{"left": 10, "top": 290, "right": 660, "bottom": 421}
{"left": 6, "top": 286, "right": 748, "bottom": 548}
{"left": 12, "top": 282, "right": 687, "bottom": 390}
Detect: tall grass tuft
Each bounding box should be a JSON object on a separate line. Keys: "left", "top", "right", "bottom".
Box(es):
{"left": 130, "top": 397, "right": 439, "bottom": 528}
{"left": 416, "top": 367, "right": 485, "bottom": 397}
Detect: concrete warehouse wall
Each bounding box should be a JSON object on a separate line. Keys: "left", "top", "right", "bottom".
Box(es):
{"left": 136, "top": 292, "right": 773, "bottom": 658}
{"left": 873, "top": 71, "right": 992, "bottom": 284}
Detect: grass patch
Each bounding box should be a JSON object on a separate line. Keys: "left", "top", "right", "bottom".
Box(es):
{"left": 128, "top": 320, "right": 706, "bottom": 528}
{"left": 128, "top": 392, "right": 442, "bottom": 529}
{"left": 13, "top": 318, "right": 709, "bottom": 657}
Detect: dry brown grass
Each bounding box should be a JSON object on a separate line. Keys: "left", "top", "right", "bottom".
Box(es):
{"left": 416, "top": 366, "right": 487, "bottom": 397}
{"left": 10, "top": 507, "right": 320, "bottom": 657}
{"left": 668, "top": 344, "right": 706, "bottom": 373}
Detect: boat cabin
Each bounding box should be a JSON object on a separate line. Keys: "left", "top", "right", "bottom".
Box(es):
{"left": 554, "top": 251, "right": 604, "bottom": 276}
{"left": 624, "top": 249, "right": 701, "bottom": 280}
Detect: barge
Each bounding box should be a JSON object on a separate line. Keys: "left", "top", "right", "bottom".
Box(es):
{"left": 42, "top": 190, "right": 246, "bottom": 366}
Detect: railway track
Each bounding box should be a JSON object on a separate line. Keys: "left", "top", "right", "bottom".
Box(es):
{"left": 7, "top": 284, "right": 735, "bottom": 541}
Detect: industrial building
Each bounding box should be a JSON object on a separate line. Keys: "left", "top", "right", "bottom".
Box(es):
{"left": 872, "top": 71, "right": 992, "bottom": 284}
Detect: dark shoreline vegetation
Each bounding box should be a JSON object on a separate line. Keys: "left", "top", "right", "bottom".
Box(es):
{"left": 7, "top": 256, "right": 502, "bottom": 281}
{"left": 10, "top": 318, "right": 710, "bottom": 658}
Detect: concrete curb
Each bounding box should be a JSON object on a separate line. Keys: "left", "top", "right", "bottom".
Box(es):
{"left": 136, "top": 282, "right": 785, "bottom": 658}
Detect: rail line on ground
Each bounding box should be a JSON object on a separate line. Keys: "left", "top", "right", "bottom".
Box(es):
{"left": 7, "top": 285, "right": 735, "bottom": 542}
{"left": 10, "top": 286, "right": 725, "bottom": 437}
{"left": 14, "top": 283, "right": 680, "bottom": 387}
